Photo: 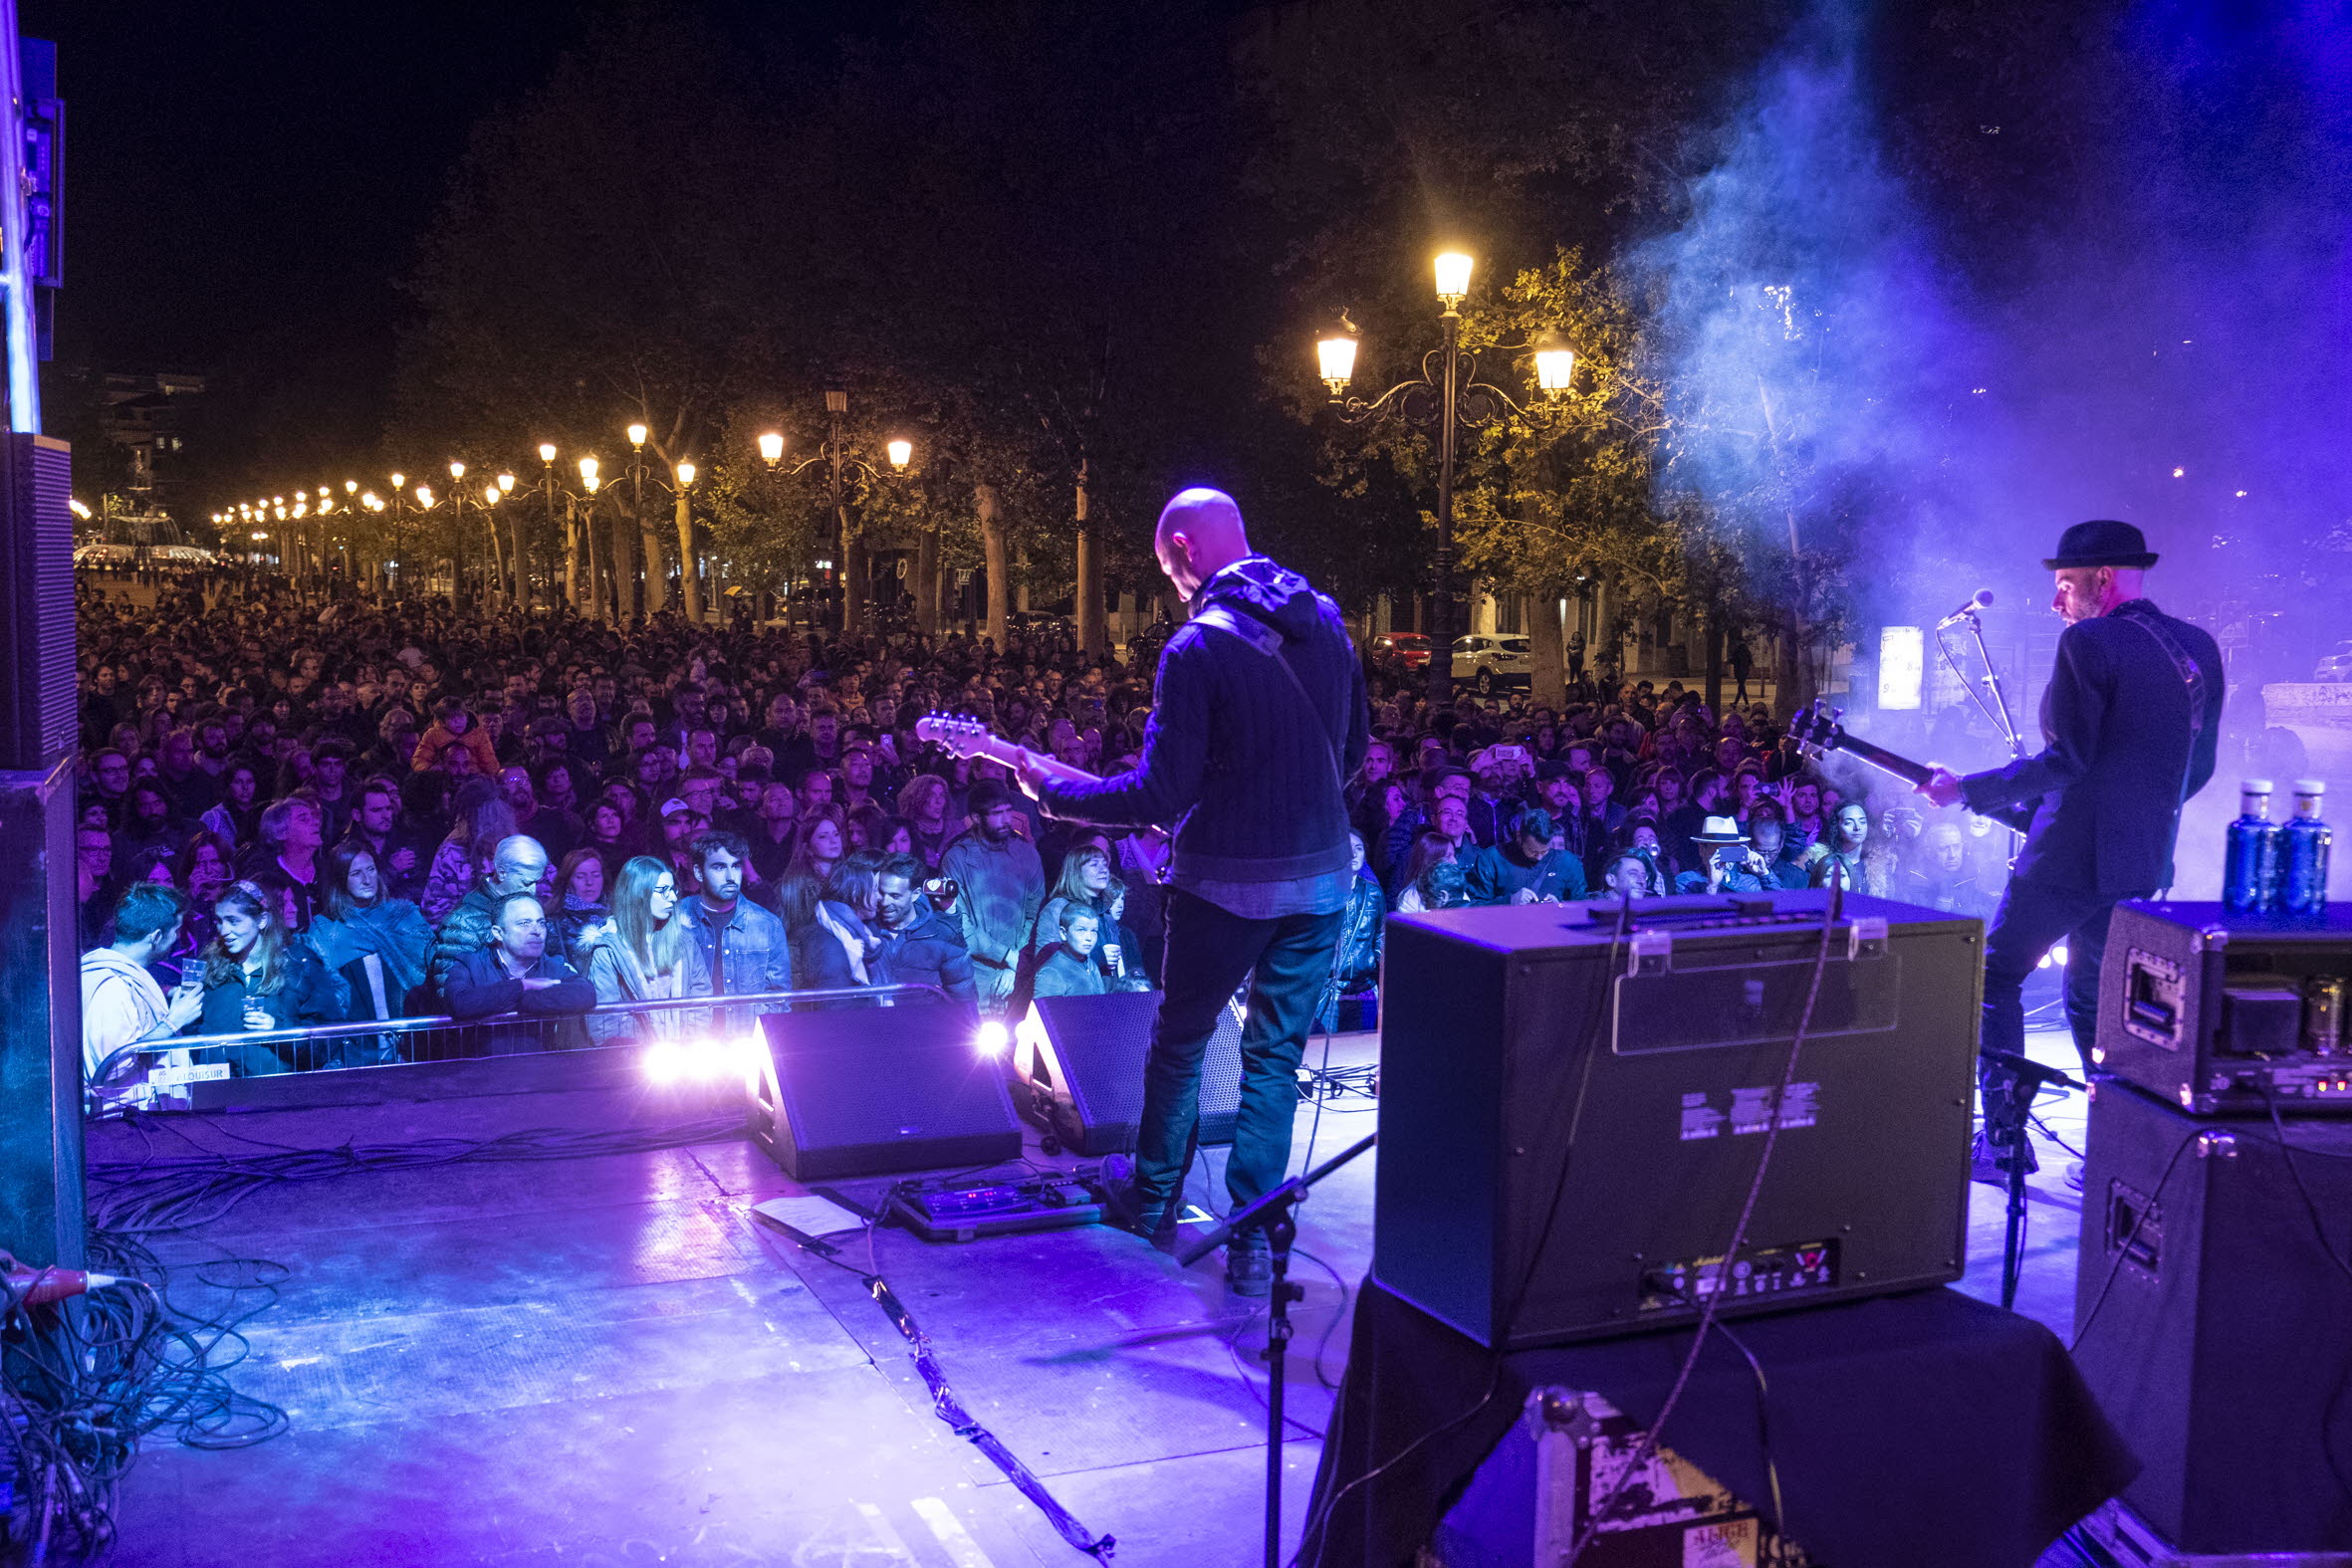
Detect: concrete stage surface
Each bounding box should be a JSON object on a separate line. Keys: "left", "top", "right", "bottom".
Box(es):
{"left": 95, "top": 1025, "right": 2093, "bottom": 1568}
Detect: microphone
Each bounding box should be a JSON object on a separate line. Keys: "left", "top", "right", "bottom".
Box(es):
{"left": 1937, "top": 589, "right": 1996, "bottom": 628}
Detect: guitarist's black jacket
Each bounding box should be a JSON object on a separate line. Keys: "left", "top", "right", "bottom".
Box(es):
{"left": 1959, "top": 599, "right": 2225, "bottom": 896}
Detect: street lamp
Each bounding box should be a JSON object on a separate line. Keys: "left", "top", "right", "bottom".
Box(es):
{"left": 1317, "top": 249, "right": 1570, "bottom": 705}
{"left": 675, "top": 460, "right": 696, "bottom": 486}
{"left": 761, "top": 393, "right": 913, "bottom": 636}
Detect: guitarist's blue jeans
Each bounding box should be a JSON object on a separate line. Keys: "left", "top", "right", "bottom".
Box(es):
{"left": 1129, "top": 889, "right": 1343, "bottom": 1234}
{"left": 1981, "top": 879, "right": 2145, "bottom": 1080}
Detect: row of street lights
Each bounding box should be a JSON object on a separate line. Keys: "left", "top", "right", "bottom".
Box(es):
{"left": 212, "top": 394, "right": 916, "bottom": 632}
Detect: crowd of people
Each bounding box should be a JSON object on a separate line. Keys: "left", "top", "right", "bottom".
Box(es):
{"left": 72, "top": 576, "right": 2013, "bottom": 1094}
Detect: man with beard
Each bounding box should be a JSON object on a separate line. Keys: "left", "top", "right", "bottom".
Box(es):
{"left": 677, "top": 830, "right": 794, "bottom": 1018}
{"left": 870, "top": 852, "right": 977, "bottom": 1003}
{"left": 940, "top": 780, "right": 1046, "bottom": 1012}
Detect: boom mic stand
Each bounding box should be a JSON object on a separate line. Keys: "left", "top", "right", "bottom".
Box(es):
{"left": 1980, "top": 1047, "right": 2084, "bottom": 1309}
{"left": 1177, "top": 1132, "right": 1376, "bottom": 1568}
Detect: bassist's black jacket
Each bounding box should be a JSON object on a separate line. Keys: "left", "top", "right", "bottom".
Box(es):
{"left": 1960, "top": 599, "right": 2225, "bottom": 895}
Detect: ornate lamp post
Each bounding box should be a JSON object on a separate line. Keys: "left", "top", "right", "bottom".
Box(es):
{"left": 1317, "top": 250, "right": 1573, "bottom": 706}
{"left": 756, "top": 392, "right": 912, "bottom": 638}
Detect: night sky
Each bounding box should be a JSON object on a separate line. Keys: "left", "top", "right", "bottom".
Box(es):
{"left": 20, "top": 1, "right": 876, "bottom": 466}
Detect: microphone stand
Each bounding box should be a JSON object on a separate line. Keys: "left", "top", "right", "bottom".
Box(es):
{"left": 1962, "top": 609, "right": 2030, "bottom": 861}
{"left": 1177, "top": 1131, "right": 1376, "bottom": 1568}
{"left": 1980, "top": 1047, "right": 2084, "bottom": 1310}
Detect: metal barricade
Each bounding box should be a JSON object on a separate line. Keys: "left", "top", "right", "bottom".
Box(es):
{"left": 90, "top": 985, "right": 953, "bottom": 1110}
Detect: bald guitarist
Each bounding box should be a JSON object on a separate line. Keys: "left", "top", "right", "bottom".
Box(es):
{"left": 1010, "top": 488, "right": 1366, "bottom": 1298}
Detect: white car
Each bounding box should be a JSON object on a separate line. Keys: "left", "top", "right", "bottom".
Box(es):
{"left": 1451, "top": 634, "right": 1531, "bottom": 694}
{"left": 2316, "top": 642, "right": 2352, "bottom": 682}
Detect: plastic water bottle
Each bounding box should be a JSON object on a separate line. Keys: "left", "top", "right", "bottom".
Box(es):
{"left": 2280, "top": 782, "right": 2332, "bottom": 916}
{"left": 2223, "top": 780, "right": 2279, "bottom": 913}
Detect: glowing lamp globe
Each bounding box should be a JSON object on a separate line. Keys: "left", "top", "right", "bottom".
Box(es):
{"left": 449, "top": 460, "right": 466, "bottom": 481}
{"left": 578, "top": 456, "right": 599, "bottom": 484}
{"left": 757, "top": 431, "right": 785, "bottom": 467}
{"left": 886, "top": 438, "right": 913, "bottom": 470}
{"left": 496, "top": 472, "right": 515, "bottom": 494}
{"left": 626, "top": 422, "right": 648, "bottom": 449}
{"left": 1533, "top": 336, "right": 1575, "bottom": 398}
{"left": 538, "top": 443, "right": 558, "bottom": 465}
{"left": 484, "top": 484, "right": 502, "bottom": 506}
{"left": 675, "top": 461, "right": 698, "bottom": 486}
{"left": 1434, "top": 251, "right": 1474, "bottom": 307}
{"left": 1317, "top": 333, "right": 1359, "bottom": 396}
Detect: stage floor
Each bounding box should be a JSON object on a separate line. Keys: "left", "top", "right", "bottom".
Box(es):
{"left": 101, "top": 1025, "right": 2092, "bottom": 1568}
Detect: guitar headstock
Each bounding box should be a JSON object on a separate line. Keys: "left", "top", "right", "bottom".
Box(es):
{"left": 1787, "top": 700, "right": 1846, "bottom": 760}
{"left": 915, "top": 712, "right": 993, "bottom": 757}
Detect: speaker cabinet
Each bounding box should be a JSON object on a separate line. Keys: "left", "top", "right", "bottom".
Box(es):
{"left": 1375, "top": 893, "right": 1981, "bottom": 1349}
{"left": 2074, "top": 1082, "right": 2352, "bottom": 1552}
{"left": 1013, "top": 990, "right": 1245, "bottom": 1156}
{"left": 0, "top": 433, "right": 73, "bottom": 771}
{"left": 751, "top": 1003, "right": 1021, "bottom": 1181}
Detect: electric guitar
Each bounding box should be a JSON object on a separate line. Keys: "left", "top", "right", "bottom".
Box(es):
{"left": 1786, "top": 701, "right": 2036, "bottom": 833}
{"left": 1784, "top": 701, "right": 1937, "bottom": 790}
{"left": 914, "top": 714, "right": 1102, "bottom": 789}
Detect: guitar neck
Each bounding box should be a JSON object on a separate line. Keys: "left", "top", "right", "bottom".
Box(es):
{"left": 1834, "top": 734, "right": 1935, "bottom": 789}
{"left": 957, "top": 733, "right": 1101, "bottom": 789}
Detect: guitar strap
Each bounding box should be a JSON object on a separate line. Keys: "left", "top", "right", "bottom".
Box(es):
{"left": 2115, "top": 603, "right": 2209, "bottom": 808}
{"left": 1194, "top": 604, "right": 1348, "bottom": 796}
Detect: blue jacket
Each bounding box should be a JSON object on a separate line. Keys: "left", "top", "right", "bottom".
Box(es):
{"left": 677, "top": 895, "right": 794, "bottom": 999}
{"left": 1961, "top": 600, "right": 2224, "bottom": 895}
{"left": 1037, "top": 556, "right": 1367, "bottom": 893}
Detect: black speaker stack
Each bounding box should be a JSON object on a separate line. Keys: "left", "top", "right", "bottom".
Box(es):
{"left": 2074, "top": 900, "right": 2352, "bottom": 1556}
{"left": 1372, "top": 892, "right": 1983, "bottom": 1349}
{"left": 751, "top": 1003, "right": 1022, "bottom": 1181}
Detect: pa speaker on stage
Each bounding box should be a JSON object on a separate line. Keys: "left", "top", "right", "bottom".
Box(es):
{"left": 1014, "top": 991, "right": 1245, "bottom": 1156}
{"left": 2075, "top": 1082, "right": 2352, "bottom": 1553}
{"left": 751, "top": 1002, "right": 1021, "bottom": 1181}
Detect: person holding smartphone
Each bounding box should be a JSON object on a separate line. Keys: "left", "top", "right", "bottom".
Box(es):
{"left": 81, "top": 882, "right": 206, "bottom": 1105}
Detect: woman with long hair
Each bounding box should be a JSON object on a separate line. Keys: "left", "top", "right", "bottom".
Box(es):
{"left": 1808, "top": 800, "right": 1889, "bottom": 897}
{"left": 547, "top": 849, "right": 610, "bottom": 968}
{"left": 306, "top": 839, "right": 435, "bottom": 1025}
{"left": 200, "top": 880, "right": 347, "bottom": 1075}
{"left": 767, "top": 809, "right": 845, "bottom": 933}
{"left": 1033, "top": 844, "right": 1113, "bottom": 967}
{"left": 1393, "top": 830, "right": 1468, "bottom": 914}
{"left": 421, "top": 777, "right": 518, "bottom": 922}
{"left": 577, "top": 856, "right": 711, "bottom": 1043}
{"left": 845, "top": 801, "right": 892, "bottom": 855}
{"left": 895, "top": 775, "right": 952, "bottom": 870}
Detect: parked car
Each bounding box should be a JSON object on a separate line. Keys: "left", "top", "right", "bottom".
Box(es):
{"left": 2316, "top": 642, "right": 2352, "bottom": 682}
{"left": 1125, "top": 617, "right": 1181, "bottom": 668}
{"left": 1370, "top": 631, "right": 1433, "bottom": 669}
{"left": 1451, "top": 633, "right": 1531, "bottom": 694}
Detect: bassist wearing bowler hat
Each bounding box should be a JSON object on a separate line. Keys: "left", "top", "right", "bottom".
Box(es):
{"left": 1919, "top": 521, "right": 2225, "bottom": 1162}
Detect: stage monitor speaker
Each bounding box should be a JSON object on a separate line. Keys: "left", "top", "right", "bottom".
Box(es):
{"left": 2098, "top": 899, "right": 2352, "bottom": 1116}
{"left": 1014, "top": 991, "right": 1245, "bottom": 1155}
{"left": 751, "top": 1002, "right": 1021, "bottom": 1182}
{"left": 2073, "top": 1081, "right": 2352, "bottom": 1553}
{"left": 1375, "top": 892, "right": 1981, "bottom": 1350}
{"left": 0, "top": 433, "right": 73, "bottom": 771}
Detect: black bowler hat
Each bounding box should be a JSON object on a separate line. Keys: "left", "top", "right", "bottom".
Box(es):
{"left": 2044, "top": 519, "right": 2159, "bottom": 570}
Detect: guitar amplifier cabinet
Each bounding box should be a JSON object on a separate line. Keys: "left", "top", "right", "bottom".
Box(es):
{"left": 1374, "top": 891, "right": 1981, "bottom": 1350}
{"left": 2098, "top": 901, "right": 2352, "bottom": 1116}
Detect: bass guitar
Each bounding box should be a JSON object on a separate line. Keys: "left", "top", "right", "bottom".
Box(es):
{"left": 914, "top": 713, "right": 1103, "bottom": 789}
{"left": 1787, "top": 701, "right": 2035, "bottom": 833}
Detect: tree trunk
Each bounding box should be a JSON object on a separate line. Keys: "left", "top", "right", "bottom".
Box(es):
{"left": 564, "top": 503, "right": 583, "bottom": 611}
{"left": 507, "top": 509, "right": 530, "bottom": 609}
{"left": 675, "top": 490, "right": 700, "bottom": 624}
{"left": 915, "top": 525, "right": 940, "bottom": 636}
{"left": 977, "top": 483, "right": 1009, "bottom": 652}
{"left": 1073, "top": 461, "right": 1105, "bottom": 659}
{"left": 1778, "top": 604, "right": 1814, "bottom": 718}
{"left": 637, "top": 495, "right": 666, "bottom": 616}
{"left": 1530, "top": 592, "right": 1565, "bottom": 710}
{"left": 1703, "top": 612, "right": 1725, "bottom": 717}
{"left": 608, "top": 510, "right": 635, "bottom": 622}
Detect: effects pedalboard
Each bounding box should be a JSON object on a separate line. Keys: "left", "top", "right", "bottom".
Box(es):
{"left": 885, "top": 1169, "right": 1109, "bottom": 1242}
